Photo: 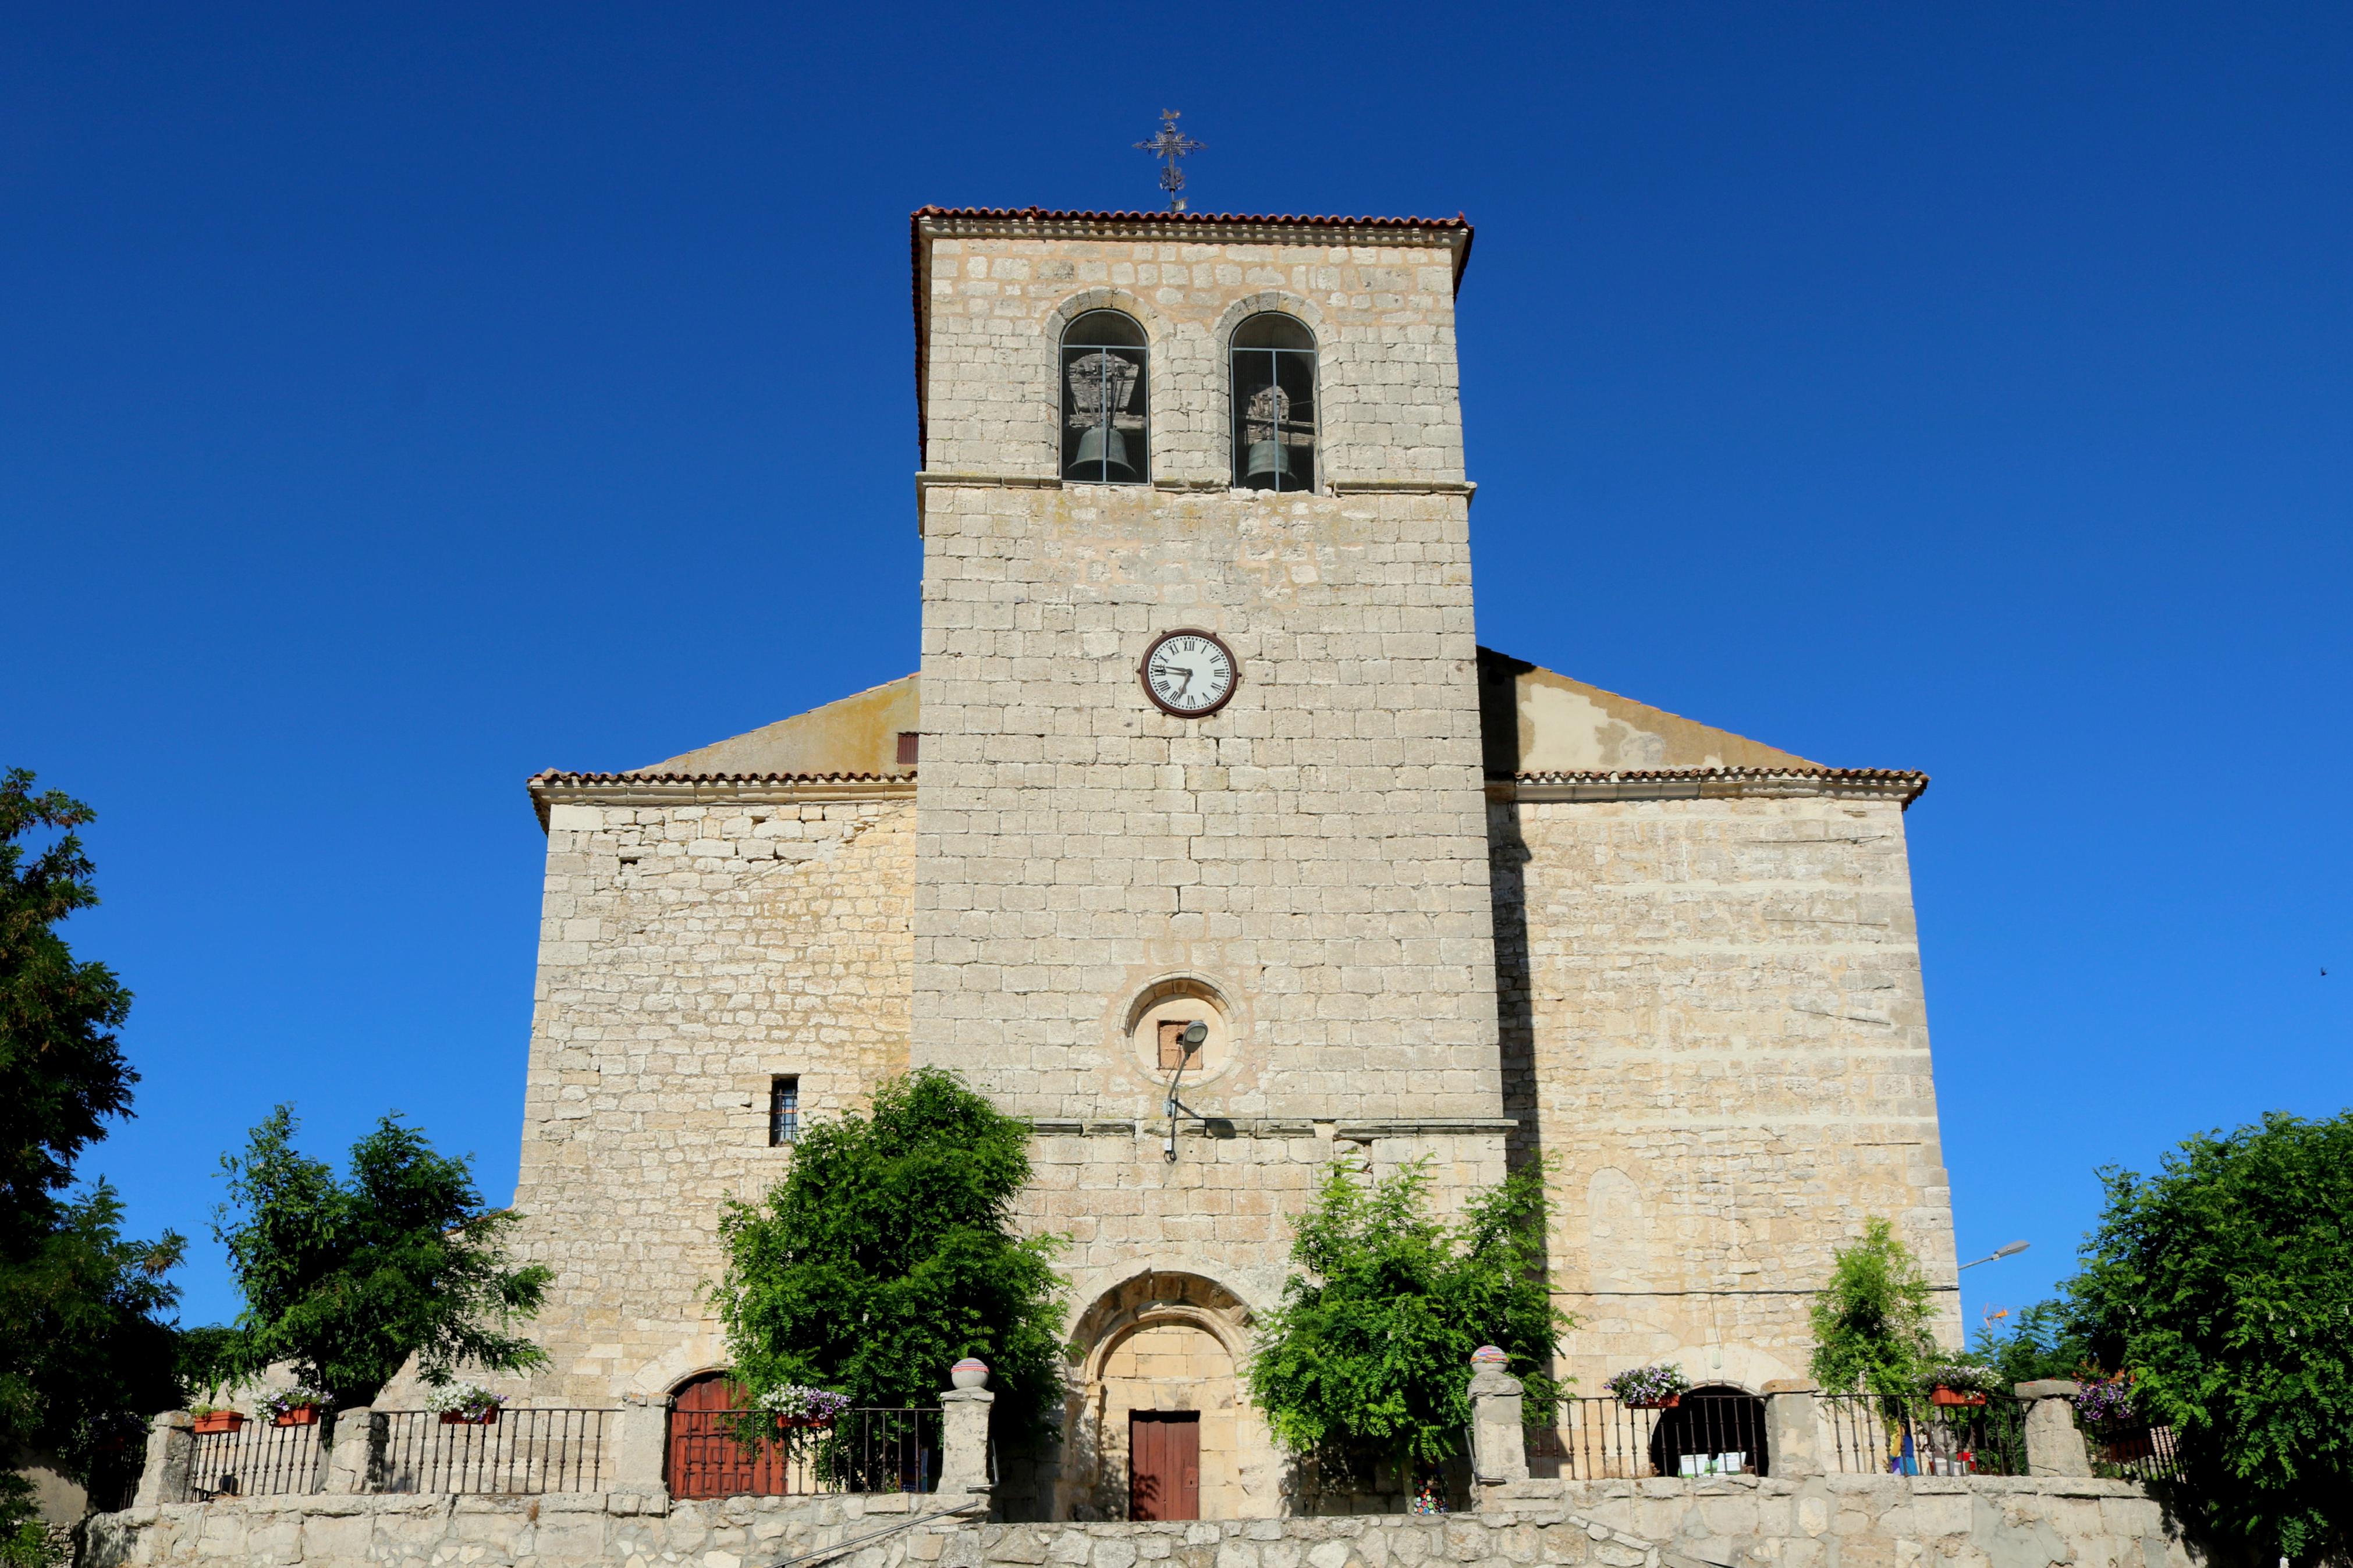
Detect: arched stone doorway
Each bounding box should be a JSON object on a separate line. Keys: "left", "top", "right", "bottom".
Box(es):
{"left": 1059, "top": 1271, "right": 1275, "bottom": 1520}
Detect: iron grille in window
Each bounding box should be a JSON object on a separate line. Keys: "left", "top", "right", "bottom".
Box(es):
{"left": 1231, "top": 314, "right": 1316, "bottom": 491}
{"left": 769, "top": 1076, "right": 800, "bottom": 1146}
{"left": 1061, "top": 310, "right": 1149, "bottom": 483}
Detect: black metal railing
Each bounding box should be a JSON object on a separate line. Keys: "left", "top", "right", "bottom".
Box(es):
{"left": 1820, "top": 1393, "right": 2029, "bottom": 1476}
{"left": 83, "top": 1466, "right": 141, "bottom": 1514}
{"left": 1528, "top": 1395, "right": 1770, "bottom": 1479}
{"left": 377, "top": 1407, "right": 611, "bottom": 1495}
{"left": 2079, "top": 1417, "right": 2180, "bottom": 1482}
{"left": 173, "top": 1418, "right": 327, "bottom": 1501}
{"left": 665, "top": 1407, "right": 941, "bottom": 1500}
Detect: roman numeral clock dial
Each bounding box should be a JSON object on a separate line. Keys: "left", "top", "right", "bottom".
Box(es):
{"left": 1138, "top": 629, "right": 1239, "bottom": 718}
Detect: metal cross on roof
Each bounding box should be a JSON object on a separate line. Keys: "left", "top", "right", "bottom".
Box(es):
{"left": 1135, "top": 110, "right": 1204, "bottom": 212}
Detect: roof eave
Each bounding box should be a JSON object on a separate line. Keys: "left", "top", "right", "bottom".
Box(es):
{"left": 1494, "top": 766, "right": 1932, "bottom": 810}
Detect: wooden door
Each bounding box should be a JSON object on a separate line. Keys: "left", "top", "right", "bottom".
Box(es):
{"left": 667, "top": 1374, "right": 793, "bottom": 1500}
{"left": 1129, "top": 1411, "right": 1201, "bottom": 1520}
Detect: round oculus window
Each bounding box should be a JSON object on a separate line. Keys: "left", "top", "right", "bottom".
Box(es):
{"left": 1139, "top": 630, "right": 1238, "bottom": 717}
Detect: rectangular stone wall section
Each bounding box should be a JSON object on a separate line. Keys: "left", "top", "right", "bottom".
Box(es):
{"left": 916, "top": 223, "right": 1469, "bottom": 485}
{"left": 914, "top": 482, "right": 1500, "bottom": 1125}
{"left": 1489, "top": 792, "right": 1964, "bottom": 1392}
{"left": 501, "top": 794, "right": 917, "bottom": 1405}
{"left": 86, "top": 1477, "right": 2195, "bottom": 1568}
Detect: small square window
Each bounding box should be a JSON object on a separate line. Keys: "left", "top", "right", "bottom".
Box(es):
{"left": 1158, "top": 1021, "right": 1201, "bottom": 1072}
{"left": 768, "top": 1076, "right": 800, "bottom": 1146}
{"left": 896, "top": 732, "right": 920, "bottom": 766}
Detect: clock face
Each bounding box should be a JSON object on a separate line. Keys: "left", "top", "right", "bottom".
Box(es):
{"left": 1140, "top": 630, "right": 1239, "bottom": 717}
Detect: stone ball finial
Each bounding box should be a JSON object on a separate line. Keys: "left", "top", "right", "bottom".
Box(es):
{"left": 950, "top": 1357, "right": 990, "bottom": 1390}
{"left": 1471, "top": 1345, "right": 1508, "bottom": 1368}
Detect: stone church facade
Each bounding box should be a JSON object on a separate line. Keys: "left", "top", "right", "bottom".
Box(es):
{"left": 503, "top": 208, "right": 1960, "bottom": 1519}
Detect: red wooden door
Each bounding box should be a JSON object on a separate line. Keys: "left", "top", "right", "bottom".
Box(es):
{"left": 1129, "top": 1412, "right": 1200, "bottom": 1520}
{"left": 667, "top": 1374, "right": 793, "bottom": 1500}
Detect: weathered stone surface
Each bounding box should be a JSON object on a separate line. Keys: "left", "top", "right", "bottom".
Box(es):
{"left": 85, "top": 1478, "right": 2191, "bottom": 1568}
{"left": 1490, "top": 792, "right": 1964, "bottom": 1391}
{"left": 467, "top": 211, "right": 1974, "bottom": 1535}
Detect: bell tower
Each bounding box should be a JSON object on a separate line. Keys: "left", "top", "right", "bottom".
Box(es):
{"left": 907, "top": 207, "right": 1510, "bottom": 1515}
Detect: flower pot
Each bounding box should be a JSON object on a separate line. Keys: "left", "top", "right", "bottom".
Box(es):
{"left": 774, "top": 1416, "right": 836, "bottom": 1431}
{"left": 191, "top": 1411, "right": 244, "bottom": 1435}
{"left": 272, "top": 1406, "right": 319, "bottom": 1427}
{"left": 1625, "top": 1395, "right": 1681, "bottom": 1410}
{"left": 1930, "top": 1388, "right": 1988, "bottom": 1407}
{"left": 439, "top": 1410, "right": 501, "bottom": 1426}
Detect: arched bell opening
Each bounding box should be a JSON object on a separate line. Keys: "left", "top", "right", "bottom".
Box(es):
{"left": 1056, "top": 1271, "right": 1275, "bottom": 1521}
{"left": 1229, "top": 313, "right": 1316, "bottom": 492}
{"left": 1061, "top": 309, "right": 1150, "bottom": 484}
{"left": 1645, "top": 1383, "right": 1769, "bottom": 1478}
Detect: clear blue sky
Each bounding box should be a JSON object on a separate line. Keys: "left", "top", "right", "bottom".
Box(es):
{"left": 6, "top": 3, "right": 2347, "bottom": 1340}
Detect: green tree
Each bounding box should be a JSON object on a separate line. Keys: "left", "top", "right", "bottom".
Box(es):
{"left": 212, "top": 1105, "right": 551, "bottom": 1412}
{"left": 1808, "top": 1217, "right": 1940, "bottom": 1397}
{"left": 1970, "top": 1298, "right": 2093, "bottom": 1390}
{"left": 711, "top": 1069, "right": 1067, "bottom": 1443}
{"left": 0, "top": 1480, "right": 58, "bottom": 1568}
{"left": 2065, "top": 1111, "right": 2353, "bottom": 1565}
{"left": 1246, "top": 1157, "right": 1570, "bottom": 1484}
{"left": 0, "top": 771, "right": 183, "bottom": 1510}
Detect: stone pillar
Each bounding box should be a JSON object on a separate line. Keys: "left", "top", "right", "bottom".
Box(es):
{"left": 2015, "top": 1380, "right": 2091, "bottom": 1478}
{"left": 132, "top": 1411, "right": 193, "bottom": 1509}
{"left": 323, "top": 1408, "right": 386, "bottom": 1494}
{"left": 611, "top": 1393, "right": 671, "bottom": 1501}
{"left": 1467, "top": 1346, "right": 1529, "bottom": 1495}
{"left": 1761, "top": 1380, "right": 1823, "bottom": 1478}
{"left": 938, "top": 1359, "right": 994, "bottom": 1503}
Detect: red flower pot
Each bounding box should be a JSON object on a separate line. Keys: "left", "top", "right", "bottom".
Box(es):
{"left": 1930, "top": 1388, "right": 1988, "bottom": 1407}
{"left": 774, "top": 1416, "right": 836, "bottom": 1431}
{"left": 1626, "top": 1395, "right": 1681, "bottom": 1410}
{"left": 439, "top": 1410, "right": 501, "bottom": 1425}
{"left": 272, "top": 1406, "right": 320, "bottom": 1428}
{"left": 191, "top": 1411, "right": 244, "bottom": 1435}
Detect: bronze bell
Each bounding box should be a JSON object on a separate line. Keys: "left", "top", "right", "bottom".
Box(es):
{"left": 1245, "top": 438, "right": 1291, "bottom": 483}
{"left": 1070, "top": 424, "right": 1136, "bottom": 481}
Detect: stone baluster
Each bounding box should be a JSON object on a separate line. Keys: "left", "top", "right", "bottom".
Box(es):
{"left": 610, "top": 1392, "right": 672, "bottom": 1505}
{"left": 1467, "top": 1345, "right": 1529, "bottom": 1499}
{"left": 1761, "top": 1379, "right": 1824, "bottom": 1477}
{"left": 132, "top": 1411, "right": 193, "bottom": 1509}
{"left": 939, "top": 1358, "right": 995, "bottom": 1504}
{"left": 2015, "top": 1380, "right": 2092, "bottom": 1477}
{"left": 323, "top": 1407, "right": 386, "bottom": 1494}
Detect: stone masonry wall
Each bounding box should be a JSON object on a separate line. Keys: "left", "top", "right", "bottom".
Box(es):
{"left": 1489, "top": 793, "right": 1962, "bottom": 1396}
{"left": 914, "top": 482, "right": 1500, "bottom": 1126}
{"left": 497, "top": 794, "right": 916, "bottom": 1405}
{"left": 917, "top": 224, "right": 1467, "bottom": 484}
{"left": 84, "top": 1476, "right": 2196, "bottom": 1568}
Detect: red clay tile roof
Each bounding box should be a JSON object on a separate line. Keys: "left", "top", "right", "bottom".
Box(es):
{"left": 1509, "top": 766, "right": 1931, "bottom": 808}
{"left": 530, "top": 770, "right": 912, "bottom": 787}
{"left": 526, "top": 768, "right": 915, "bottom": 830}
{"left": 908, "top": 206, "right": 1475, "bottom": 461}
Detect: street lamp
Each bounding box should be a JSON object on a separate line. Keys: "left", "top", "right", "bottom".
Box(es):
{"left": 1958, "top": 1240, "right": 2030, "bottom": 1271}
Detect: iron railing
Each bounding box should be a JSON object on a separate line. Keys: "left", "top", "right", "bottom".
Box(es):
{"left": 2079, "top": 1418, "right": 2180, "bottom": 1482}
{"left": 377, "top": 1407, "right": 611, "bottom": 1495}
{"left": 1820, "top": 1393, "right": 2029, "bottom": 1476}
{"left": 1528, "top": 1395, "right": 1770, "bottom": 1479}
{"left": 173, "top": 1418, "right": 327, "bottom": 1501}
{"left": 665, "top": 1407, "right": 941, "bottom": 1500}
